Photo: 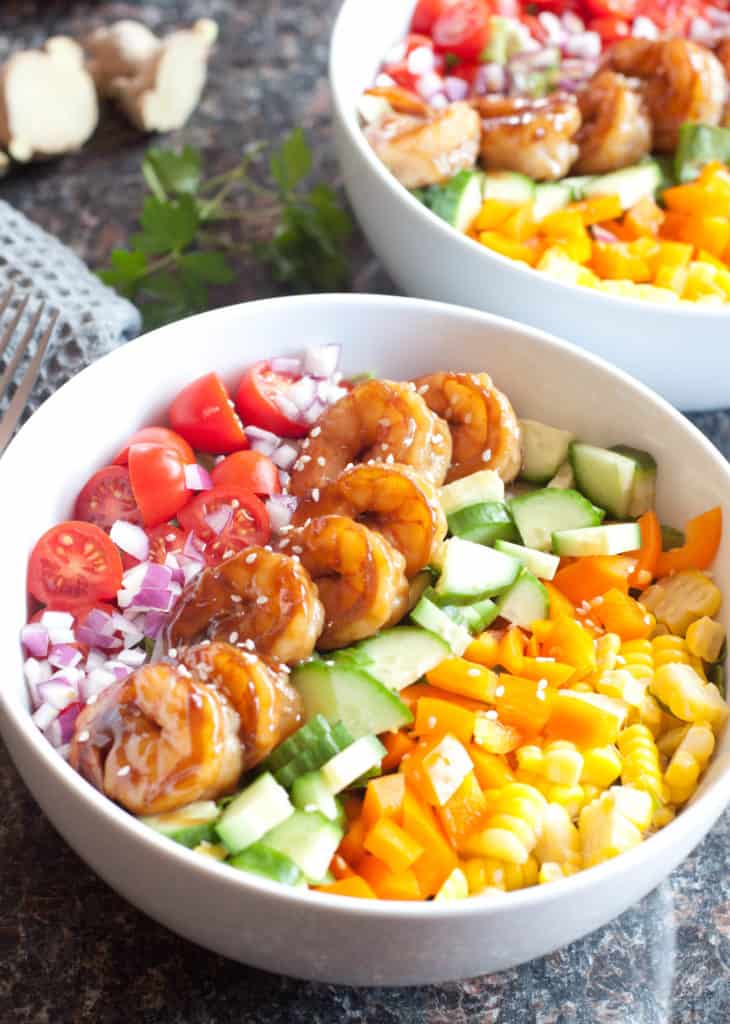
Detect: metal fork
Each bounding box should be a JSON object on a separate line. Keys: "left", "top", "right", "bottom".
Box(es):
{"left": 0, "top": 287, "right": 59, "bottom": 453}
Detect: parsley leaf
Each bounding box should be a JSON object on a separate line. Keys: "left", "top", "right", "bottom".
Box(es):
{"left": 269, "top": 128, "right": 312, "bottom": 194}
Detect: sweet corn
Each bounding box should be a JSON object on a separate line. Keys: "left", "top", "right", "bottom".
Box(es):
{"left": 194, "top": 841, "right": 228, "bottom": 861}
{"left": 462, "top": 856, "right": 538, "bottom": 893}
{"left": 462, "top": 783, "right": 547, "bottom": 864}
{"left": 503, "top": 855, "right": 539, "bottom": 891}
{"left": 651, "top": 663, "right": 729, "bottom": 731}
{"left": 543, "top": 784, "right": 585, "bottom": 819}
{"left": 652, "top": 634, "right": 691, "bottom": 668}
{"left": 434, "top": 867, "right": 469, "bottom": 902}
{"left": 473, "top": 714, "right": 522, "bottom": 754}
{"left": 664, "top": 723, "right": 715, "bottom": 805}
{"left": 591, "top": 633, "right": 621, "bottom": 677}
{"left": 641, "top": 571, "right": 722, "bottom": 636}
{"left": 652, "top": 805, "right": 676, "bottom": 830}
{"left": 634, "top": 693, "right": 664, "bottom": 737}
{"left": 617, "top": 725, "right": 667, "bottom": 804}
{"left": 617, "top": 638, "right": 654, "bottom": 683}
{"left": 579, "top": 790, "right": 645, "bottom": 867}
{"left": 686, "top": 617, "right": 726, "bottom": 663}
{"left": 581, "top": 745, "right": 623, "bottom": 788}
{"left": 516, "top": 744, "right": 545, "bottom": 775}
{"left": 609, "top": 785, "right": 654, "bottom": 830}
{"left": 595, "top": 668, "right": 647, "bottom": 707}
{"left": 534, "top": 803, "right": 581, "bottom": 868}
{"left": 538, "top": 861, "right": 581, "bottom": 884}
{"left": 657, "top": 724, "right": 691, "bottom": 758}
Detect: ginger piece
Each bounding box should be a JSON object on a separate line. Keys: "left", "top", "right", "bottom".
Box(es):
{"left": 85, "top": 19, "right": 217, "bottom": 133}
{"left": 0, "top": 37, "right": 98, "bottom": 163}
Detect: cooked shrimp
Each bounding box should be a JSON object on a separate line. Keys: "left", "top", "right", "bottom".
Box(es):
{"left": 69, "top": 663, "right": 243, "bottom": 815}
{"left": 296, "top": 462, "right": 447, "bottom": 577}
{"left": 166, "top": 548, "right": 324, "bottom": 664}
{"left": 288, "top": 379, "right": 452, "bottom": 499}
{"left": 363, "top": 90, "right": 481, "bottom": 189}
{"left": 182, "top": 642, "right": 302, "bottom": 770}
{"left": 574, "top": 70, "right": 652, "bottom": 175}
{"left": 413, "top": 371, "right": 522, "bottom": 484}
{"left": 475, "top": 93, "right": 581, "bottom": 181}
{"left": 715, "top": 39, "right": 730, "bottom": 125}
{"left": 291, "top": 514, "right": 409, "bottom": 650}
{"left": 605, "top": 38, "right": 726, "bottom": 152}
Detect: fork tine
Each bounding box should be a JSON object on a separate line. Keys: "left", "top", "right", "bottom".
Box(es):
{"left": 0, "top": 291, "right": 30, "bottom": 364}
{"left": 0, "top": 299, "right": 46, "bottom": 402}
{"left": 0, "top": 309, "right": 59, "bottom": 452}
{"left": 0, "top": 286, "right": 14, "bottom": 319}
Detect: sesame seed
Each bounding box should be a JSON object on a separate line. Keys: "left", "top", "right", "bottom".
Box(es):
{"left": 256, "top": 596, "right": 268, "bottom": 606}
{"left": 166, "top": 533, "right": 177, "bottom": 542}
{"left": 223, "top": 549, "right": 234, "bottom": 559}
{"left": 264, "top": 545, "right": 273, "bottom": 552}
{"left": 536, "top": 690, "right": 546, "bottom": 701}
{"left": 381, "top": 443, "right": 389, "bottom": 452}
{"left": 463, "top": 413, "right": 472, "bottom": 425}
{"left": 592, "top": 596, "right": 604, "bottom": 606}
{"left": 485, "top": 709, "right": 498, "bottom": 720}
{"left": 168, "top": 647, "right": 177, "bottom": 658}
{"left": 292, "top": 545, "right": 303, "bottom": 554}
{"left": 584, "top": 619, "right": 596, "bottom": 628}
{"left": 201, "top": 639, "right": 211, "bottom": 646}
{"left": 495, "top": 685, "right": 505, "bottom": 697}
{"left": 482, "top": 448, "right": 492, "bottom": 462}
{"left": 245, "top": 552, "right": 257, "bottom": 564}
{"left": 118, "top": 765, "right": 131, "bottom": 777}
{"left": 311, "top": 426, "right": 321, "bottom": 437}
{"left": 300, "top": 454, "right": 312, "bottom": 465}
{"left": 316, "top": 456, "right": 326, "bottom": 467}
{"left": 433, "top": 434, "right": 444, "bottom": 444}
{"left": 643, "top": 615, "right": 653, "bottom": 625}
{"left": 402, "top": 436, "right": 413, "bottom": 447}
{"left": 77, "top": 730, "right": 90, "bottom": 742}
{"left": 345, "top": 462, "right": 354, "bottom": 471}
{"left": 467, "top": 667, "right": 480, "bottom": 677}
{"left": 535, "top": 656, "right": 555, "bottom": 663}
{"left": 427, "top": 716, "right": 437, "bottom": 730}
{"left": 231, "top": 499, "right": 240, "bottom": 509}
{"left": 229, "top": 631, "right": 239, "bottom": 644}
{"left": 244, "top": 639, "right": 256, "bottom": 651}
{"left": 312, "top": 488, "right": 320, "bottom": 502}
{"left": 302, "top": 438, "right": 310, "bottom": 449}
{"left": 279, "top": 538, "right": 291, "bottom": 548}
{"left": 386, "top": 453, "right": 395, "bottom": 465}
{"left": 418, "top": 384, "right": 430, "bottom": 394}
{"left": 537, "top": 678, "right": 548, "bottom": 689}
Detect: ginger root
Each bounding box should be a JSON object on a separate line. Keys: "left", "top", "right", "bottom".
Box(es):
{"left": 0, "top": 37, "right": 98, "bottom": 165}
{"left": 85, "top": 19, "right": 218, "bottom": 133}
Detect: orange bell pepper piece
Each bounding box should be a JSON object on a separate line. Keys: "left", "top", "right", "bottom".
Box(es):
{"left": 656, "top": 507, "right": 722, "bottom": 576}
{"left": 364, "top": 817, "right": 424, "bottom": 874}
{"left": 315, "top": 876, "right": 376, "bottom": 899}
{"left": 623, "top": 196, "right": 665, "bottom": 238}
{"left": 553, "top": 554, "right": 636, "bottom": 604}
{"left": 537, "top": 617, "right": 597, "bottom": 679}
{"left": 467, "top": 744, "right": 515, "bottom": 790}
{"left": 571, "top": 194, "right": 623, "bottom": 226}
{"left": 402, "top": 788, "right": 458, "bottom": 896}
{"left": 663, "top": 178, "right": 730, "bottom": 217}
{"left": 435, "top": 772, "right": 488, "bottom": 848}
{"left": 479, "top": 231, "right": 538, "bottom": 266}
{"left": 627, "top": 510, "right": 661, "bottom": 588}
{"left": 545, "top": 690, "right": 625, "bottom": 747}
{"left": 465, "top": 630, "right": 502, "bottom": 667}
{"left": 400, "top": 682, "right": 484, "bottom": 712}
{"left": 358, "top": 855, "right": 422, "bottom": 900}
{"left": 499, "top": 625, "right": 526, "bottom": 674}
{"left": 341, "top": 792, "right": 364, "bottom": 823}
{"left": 592, "top": 588, "right": 655, "bottom": 640}
{"left": 590, "top": 240, "right": 654, "bottom": 282}
{"left": 494, "top": 674, "right": 554, "bottom": 735}
{"left": 380, "top": 731, "right": 416, "bottom": 773}
{"left": 426, "top": 657, "right": 498, "bottom": 703}
{"left": 501, "top": 203, "right": 537, "bottom": 242}
{"left": 330, "top": 854, "right": 356, "bottom": 880}
{"left": 413, "top": 697, "right": 476, "bottom": 746}
{"left": 339, "top": 818, "right": 367, "bottom": 867}
{"left": 362, "top": 774, "right": 406, "bottom": 829}
{"left": 518, "top": 657, "right": 575, "bottom": 687}
{"left": 473, "top": 198, "right": 520, "bottom": 232}
{"left": 544, "top": 580, "right": 576, "bottom": 619}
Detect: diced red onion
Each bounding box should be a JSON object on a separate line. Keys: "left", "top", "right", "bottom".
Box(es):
{"left": 24, "top": 656, "right": 52, "bottom": 686}
{"left": 302, "top": 400, "right": 326, "bottom": 425}
{"left": 37, "top": 680, "right": 78, "bottom": 710}
{"left": 632, "top": 15, "right": 659, "bottom": 39}
{"left": 84, "top": 607, "right": 113, "bottom": 634}
{"left": 116, "top": 648, "right": 147, "bottom": 668}
{"left": 706, "top": 6, "right": 730, "bottom": 27}
{"left": 44, "top": 719, "right": 64, "bottom": 748}
{"left": 110, "top": 520, "right": 150, "bottom": 561}
{"left": 559, "top": 57, "right": 599, "bottom": 81}
{"left": 184, "top": 463, "right": 213, "bottom": 491}
{"left": 204, "top": 505, "right": 233, "bottom": 536}
{"left": 561, "top": 11, "right": 585, "bottom": 33}
{"left": 274, "top": 392, "right": 303, "bottom": 422}
{"left": 279, "top": 471, "right": 291, "bottom": 489}
{"left": 33, "top": 702, "right": 60, "bottom": 730}
{"left": 417, "top": 71, "right": 444, "bottom": 101}
{"left": 56, "top": 701, "right": 83, "bottom": 743}
{"left": 182, "top": 559, "right": 204, "bottom": 584}
{"left": 287, "top": 376, "right": 317, "bottom": 413}
{"left": 375, "top": 72, "right": 396, "bottom": 89}
{"left": 76, "top": 625, "right": 120, "bottom": 650}
{"left": 384, "top": 41, "right": 407, "bottom": 65}
{"left": 133, "top": 587, "right": 177, "bottom": 612}
{"left": 302, "top": 343, "right": 341, "bottom": 379}
{"left": 444, "top": 76, "right": 469, "bottom": 102}
{"left": 105, "top": 661, "right": 133, "bottom": 682}
{"left": 272, "top": 443, "right": 299, "bottom": 470}
{"left": 429, "top": 92, "right": 448, "bottom": 110}
{"left": 183, "top": 531, "right": 207, "bottom": 564}
{"left": 474, "top": 63, "right": 506, "bottom": 95}
{"left": 144, "top": 611, "right": 167, "bottom": 638}
{"left": 47, "top": 627, "right": 76, "bottom": 645}
{"left": 510, "top": 46, "right": 561, "bottom": 71}
{"left": 563, "top": 32, "right": 601, "bottom": 59}
{"left": 270, "top": 356, "right": 303, "bottom": 375}
{"left": 592, "top": 225, "right": 619, "bottom": 243}
{"left": 85, "top": 649, "right": 107, "bottom": 671}
{"left": 266, "top": 494, "right": 298, "bottom": 532}
{"left": 40, "top": 610, "right": 74, "bottom": 630}
{"left": 165, "top": 552, "right": 185, "bottom": 585}
{"left": 110, "top": 611, "right": 145, "bottom": 640}
{"left": 120, "top": 561, "right": 149, "bottom": 595}
{"left": 48, "top": 644, "right": 82, "bottom": 669}
{"left": 246, "top": 425, "right": 280, "bottom": 448}
{"left": 407, "top": 45, "right": 436, "bottom": 75}
{"left": 143, "top": 562, "right": 173, "bottom": 589}
{"left": 85, "top": 667, "right": 118, "bottom": 694}
{"left": 538, "top": 11, "right": 564, "bottom": 44}
{"left": 21, "top": 623, "right": 49, "bottom": 658}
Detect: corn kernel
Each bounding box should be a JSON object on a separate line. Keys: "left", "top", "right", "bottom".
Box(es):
{"left": 579, "top": 791, "right": 644, "bottom": 867}
{"left": 462, "top": 783, "right": 546, "bottom": 864}
{"left": 664, "top": 722, "right": 715, "bottom": 805}
{"left": 434, "top": 867, "right": 469, "bottom": 902}
{"left": 534, "top": 803, "right": 581, "bottom": 866}
{"left": 516, "top": 744, "right": 545, "bottom": 775}
{"left": 581, "top": 745, "right": 623, "bottom": 788}
{"left": 686, "top": 617, "right": 726, "bottom": 663}
{"left": 617, "top": 724, "right": 665, "bottom": 804}
{"left": 538, "top": 861, "right": 580, "bottom": 884}
{"left": 608, "top": 785, "right": 654, "bottom": 830}
{"left": 596, "top": 668, "right": 647, "bottom": 707}
{"left": 473, "top": 714, "right": 522, "bottom": 754}
{"left": 543, "top": 741, "right": 584, "bottom": 786}
{"left": 544, "top": 784, "right": 585, "bottom": 819}
{"left": 651, "top": 663, "right": 729, "bottom": 731}
{"left": 652, "top": 805, "right": 676, "bottom": 830}
{"left": 642, "top": 571, "right": 722, "bottom": 636}
{"left": 657, "top": 724, "right": 690, "bottom": 758}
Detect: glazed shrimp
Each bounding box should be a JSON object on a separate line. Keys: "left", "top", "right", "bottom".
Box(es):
{"left": 363, "top": 87, "right": 481, "bottom": 189}
{"left": 182, "top": 642, "right": 302, "bottom": 770}
{"left": 288, "top": 379, "right": 452, "bottom": 498}
{"left": 69, "top": 663, "right": 243, "bottom": 815}
{"left": 475, "top": 93, "right": 581, "bottom": 181}
{"left": 574, "top": 70, "right": 652, "bottom": 175}
{"left": 166, "top": 548, "right": 324, "bottom": 664}
{"left": 296, "top": 462, "right": 447, "bottom": 577}
{"left": 715, "top": 39, "right": 730, "bottom": 125}
{"left": 605, "top": 38, "right": 726, "bottom": 152}
{"left": 414, "top": 371, "right": 522, "bottom": 484}
{"left": 291, "top": 514, "right": 410, "bottom": 650}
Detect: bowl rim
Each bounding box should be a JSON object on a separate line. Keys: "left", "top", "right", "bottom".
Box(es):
{"left": 2, "top": 291, "right": 730, "bottom": 918}
{"left": 329, "top": 0, "right": 730, "bottom": 323}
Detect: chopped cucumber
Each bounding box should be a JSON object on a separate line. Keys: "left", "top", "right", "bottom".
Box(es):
{"left": 519, "top": 419, "right": 576, "bottom": 484}
{"left": 435, "top": 592, "right": 499, "bottom": 633}
{"left": 141, "top": 800, "right": 219, "bottom": 849}
{"left": 483, "top": 170, "right": 536, "bottom": 203}
{"left": 291, "top": 771, "right": 344, "bottom": 824}
{"left": 340, "top": 625, "right": 450, "bottom": 691}
{"left": 439, "top": 469, "right": 504, "bottom": 516}
{"left": 421, "top": 170, "right": 485, "bottom": 232}
{"left": 229, "top": 843, "right": 303, "bottom": 887}
{"left": 292, "top": 659, "right": 412, "bottom": 739}
{"left": 215, "top": 773, "right": 294, "bottom": 854}
{"left": 435, "top": 536, "right": 521, "bottom": 603}
{"left": 496, "top": 568, "right": 549, "bottom": 628}
{"left": 481, "top": 15, "right": 533, "bottom": 63}
{"left": 263, "top": 714, "right": 336, "bottom": 774}
{"left": 494, "top": 539, "right": 560, "bottom": 580}
{"left": 674, "top": 123, "right": 730, "bottom": 184}
{"left": 661, "top": 524, "right": 685, "bottom": 551}
{"left": 261, "top": 810, "right": 343, "bottom": 883}
{"left": 611, "top": 445, "right": 657, "bottom": 518}
{"left": 533, "top": 182, "right": 572, "bottom": 222}
{"left": 552, "top": 522, "right": 642, "bottom": 557}
{"left": 570, "top": 442, "right": 637, "bottom": 519}
{"left": 274, "top": 722, "right": 354, "bottom": 790}
{"left": 411, "top": 594, "right": 472, "bottom": 654}
{"left": 320, "top": 735, "right": 387, "bottom": 794}
{"left": 547, "top": 460, "right": 575, "bottom": 489}
{"left": 447, "top": 501, "right": 518, "bottom": 546}
{"left": 510, "top": 488, "right": 604, "bottom": 552}
{"left": 562, "top": 175, "right": 595, "bottom": 200}
{"left": 582, "top": 160, "right": 663, "bottom": 210}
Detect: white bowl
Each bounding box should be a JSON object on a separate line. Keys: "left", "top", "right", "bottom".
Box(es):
{"left": 330, "top": 0, "right": 730, "bottom": 412}
{"left": 1, "top": 294, "right": 729, "bottom": 986}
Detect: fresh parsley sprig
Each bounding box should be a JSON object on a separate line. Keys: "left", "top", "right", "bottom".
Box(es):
{"left": 99, "top": 131, "right": 352, "bottom": 329}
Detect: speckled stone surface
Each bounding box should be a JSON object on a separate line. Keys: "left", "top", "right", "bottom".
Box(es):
{"left": 0, "top": 2, "right": 728, "bottom": 1021}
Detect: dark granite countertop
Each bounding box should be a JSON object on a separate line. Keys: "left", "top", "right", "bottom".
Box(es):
{"left": 0, "top": 2, "right": 728, "bottom": 1021}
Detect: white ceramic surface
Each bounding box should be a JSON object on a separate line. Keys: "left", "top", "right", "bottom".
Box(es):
{"left": 329, "top": 0, "right": 730, "bottom": 412}
{"left": 1, "top": 294, "right": 729, "bottom": 986}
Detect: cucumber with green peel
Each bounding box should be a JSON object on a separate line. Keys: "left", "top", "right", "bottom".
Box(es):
{"left": 569, "top": 442, "right": 637, "bottom": 519}
{"left": 264, "top": 714, "right": 355, "bottom": 789}
{"left": 439, "top": 469, "right": 504, "bottom": 516}
{"left": 261, "top": 810, "right": 344, "bottom": 883}
{"left": 562, "top": 175, "right": 596, "bottom": 200}
{"left": 421, "top": 170, "right": 485, "bottom": 232}
{"left": 262, "top": 714, "right": 334, "bottom": 774}
{"left": 494, "top": 539, "right": 560, "bottom": 580}
{"left": 519, "top": 419, "right": 576, "bottom": 484}
{"left": 229, "top": 843, "right": 304, "bottom": 887}
{"left": 480, "top": 15, "right": 533, "bottom": 63}
{"left": 674, "top": 123, "right": 730, "bottom": 183}
{"left": 496, "top": 568, "right": 549, "bottom": 628}
{"left": 320, "top": 735, "right": 387, "bottom": 794}
{"left": 447, "top": 501, "right": 519, "bottom": 545}
{"left": 552, "top": 522, "right": 642, "bottom": 557}
{"left": 410, "top": 594, "right": 472, "bottom": 654}
{"left": 434, "top": 536, "right": 521, "bottom": 603}
{"left": 533, "top": 182, "right": 572, "bottom": 221}
{"left": 582, "top": 160, "right": 663, "bottom": 209}
{"left": 510, "top": 488, "right": 604, "bottom": 551}
{"left": 610, "top": 445, "right": 657, "bottom": 518}
{"left": 547, "top": 461, "right": 575, "bottom": 489}
{"left": 483, "top": 171, "right": 536, "bottom": 203}
{"left": 141, "top": 800, "right": 220, "bottom": 848}
{"left": 291, "top": 659, "right": 412, "bottom": 739}
{"left": 661, "top": 525, "right": 685, "bottom": 550}
{"left": 215, "top": 773, "right": 294, "bottom": 854}
{"left": 291, "top": 771, "right": 345, "bottom": 824}
{"left": 338, "top": 625, "right": 450, "bottom": 691}
{"left": 437, "top": 594, "right": 499, "bottom": 633}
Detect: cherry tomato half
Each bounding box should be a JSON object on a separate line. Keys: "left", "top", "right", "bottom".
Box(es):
{"left": 432, "top": 0, "right": 491, "bottom": 62}
{"left": 169, "top": 372, "right": 248, "bottom": 454}
{"left": 74, "top": 465, "right": 142, "bottom": 531}
{"left": 127, "top": 443, "right": 192, "bottom": 528}
{"left": 121, "top": 524, "right": 187, "bottom": 570}
{"left": 28, "top": 521, "right": 123, "bottom": 609}
{"left": 411, "top": 0, "right": 449, "bottom": 32}
{"left": 178, "top": 484, "right": 270, "bottom": 565}
{"left": 113, "top": 426, "right": 195, "bottom": 467}
{"left": 235, "top": 361, "right": 308, "bottom": 439}
{"left": 589, "top": 14, "right": 630, "bottom": 43}
{"left": 211, "top": 451, "right": 281, "bottom": 497}
{"left": 584, "top": 0, "right": 637, "bottom": 19}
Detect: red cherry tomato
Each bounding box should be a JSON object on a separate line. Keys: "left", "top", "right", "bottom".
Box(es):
{"left": 589, "top": 14, "right": 630, "bottom": 43}
{"left": 74, "top": 466, "right": 142, "bottom": 531}
{"left": 520, "top": 13, "right": 550, "bottom": 44}
{"left": 382, "top": 60, "right": 421, "bottom": 92}
{"left": 127, "top": 443, "right": 192, "bottom": 528}
{"left": 235, "top": 361, "right": 308, "bottom": 439}
{"left": 432, "top": 0, "right": 491, "bottom": 61}
{"left": 584, "top": 0, "right": 637, "bottom": 18}
{"left": 169, "top": 372, "right": 248, "bottom": 454}
{"left": 178, "top": 484, "right": 270, "bottom": 565}
{"left": 411, "top": 0, "right": 449, "bottom": 32}
{"left": 493, "top": 0, "right": 519, "bottom": 15}
{"left": 211, "top": 451, "right": 281, "bottom": 497}
{"left": 638, "top": 0, "right": 699, "bottom": 33}
{"left": 121, "top": 524, "right": 186, "bottom": 570}
{"left": 28, "top": 521, "right": 123, "bottom": 609}
{"left": 113, "top": 426, "right": 194, "bottom": 467}
{"left": 450, "top": 61, "right": 480, "bottom": 86}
